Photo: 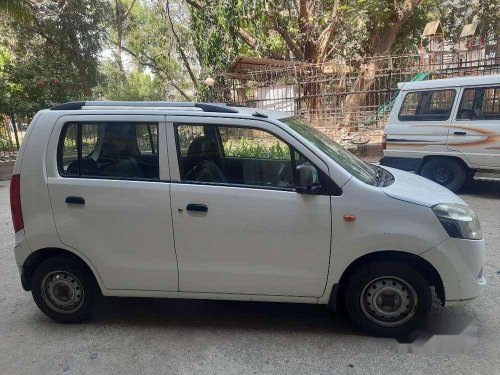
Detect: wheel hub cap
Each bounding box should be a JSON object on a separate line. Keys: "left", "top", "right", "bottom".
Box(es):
{"left": 42, "top": 271, "right": 84, "bottom": 314}
{"left": 433, "top": 168, "right": 452, "bottom": 184}
{"left": 360, "top": 276, "right": 418, "bottom": 327}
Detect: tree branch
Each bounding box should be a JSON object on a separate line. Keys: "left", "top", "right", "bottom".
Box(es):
{"left": 317, "top": 0, "right": 340, "bottom": 62}
{"left": 121, "top": 0, "right": 137, "bottom": 21}
{"left": 238, "top": 28, "right": 258, "bottom": 49}
{"left": 267, "top": 10, "right": 304, "bottom": 60}
{"left": 185, "top": 0, "right": 203, "bottom": 10}
{"left": 121, "top": 45, "right": 192, "bottom": 100}
{"left": 165, "top": 0, "right": 198, "bottom": 87}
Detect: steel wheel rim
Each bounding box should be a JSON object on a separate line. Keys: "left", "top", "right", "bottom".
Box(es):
{"left": 433, "top": 168, "right": 452, "bottom": 184}
{"left": 360, "top": 276, "right": 418, "bottom": 327}
{"left": 41, "top": 271, "right": 85, "bottom": 314}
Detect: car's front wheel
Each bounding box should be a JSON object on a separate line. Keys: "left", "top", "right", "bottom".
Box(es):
{"left": 31, "top": 256, "right": 98, "bottom": 323}
{"left": 344, "top": 262, "right": 432, "bottom": 337}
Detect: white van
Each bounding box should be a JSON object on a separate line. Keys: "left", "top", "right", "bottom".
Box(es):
{"left": 381, "top": 75, "right": 500, "bottom": 192}
{"left": 10, "top": 101, "right": 486, "bottom": 337}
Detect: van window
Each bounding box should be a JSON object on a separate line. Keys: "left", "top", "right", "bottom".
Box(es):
{"left": 458, "top": 86, "right": 500, "bottom": 120}
{"left": 399, "top": 89, "right": 456, "bottom": 121}
{"left": 58, "top": 122, "right": 159, "bottom": 180}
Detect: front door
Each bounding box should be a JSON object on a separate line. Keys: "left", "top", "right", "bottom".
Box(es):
{"left": 168, "top": 120, "right": 332, "bottom": 297}
{"left": 449, "top": 85, "right": 500, "bottom": 169}
{"left": 47, "top": 115, "right": 178, "bottom": 291}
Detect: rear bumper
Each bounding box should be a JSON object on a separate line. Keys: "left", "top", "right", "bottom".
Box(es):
{"left": 420, "top": 238, "right": 486, "bottom": 306}
{"left": 380, "top": 156, "right": 423, "bottom": 172}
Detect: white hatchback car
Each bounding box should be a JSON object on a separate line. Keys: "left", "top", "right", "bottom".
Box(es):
{"left": 11, "top": 101, "right": 486, "bottom": 336}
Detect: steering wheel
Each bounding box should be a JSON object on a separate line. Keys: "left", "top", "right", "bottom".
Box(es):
{"left": 271, "top": 162, "right": 286, "bottom": 186}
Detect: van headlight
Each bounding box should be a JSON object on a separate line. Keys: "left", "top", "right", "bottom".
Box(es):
{"left": 432, "top": 204, "right": 483, "bottom": 240}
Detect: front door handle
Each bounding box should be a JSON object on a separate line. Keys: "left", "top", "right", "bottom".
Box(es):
{"left": 454, "top": 131, "right": 466, "bottom": 136}
{"left": 66, "top": 196, "right": 85, "bottom": 205}
{"left": 186, "top": 203, "right": 208, "bottom": 212}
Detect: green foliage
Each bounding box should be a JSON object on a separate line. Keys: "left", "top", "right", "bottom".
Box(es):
{"left": 224, "top": 138, "right": 290, "bottom": 159}
{"left": 93, "top": 61, "right": 165, "bottom": 101}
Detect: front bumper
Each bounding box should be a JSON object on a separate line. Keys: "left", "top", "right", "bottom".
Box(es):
{"left": 420, "top": 238, "right": 486, "bottom": 305}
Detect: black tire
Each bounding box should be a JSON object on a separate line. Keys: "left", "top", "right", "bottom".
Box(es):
{"left": 31, "top": 256, "right": 98, "bottom": 323}
{"left": 420, "top": 158, "right": 467, "bottom": 192}
{"left": 344, "top": 262, "right": 432, "bottom": 337}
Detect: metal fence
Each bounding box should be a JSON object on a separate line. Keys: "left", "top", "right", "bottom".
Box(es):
{"left": 214, "top": 39, "right": 500, "bottom": 145}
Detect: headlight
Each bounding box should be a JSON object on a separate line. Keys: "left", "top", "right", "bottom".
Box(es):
{"left": 432, "top": 203, "right": 483, "bottom": 240}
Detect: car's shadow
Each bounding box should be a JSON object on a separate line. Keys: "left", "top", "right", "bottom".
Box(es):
{"left": 87, "top": 296, "right": 360, "bottom": 336}
{"left": 461, "top": 180, "right": 500, "bottom": 199}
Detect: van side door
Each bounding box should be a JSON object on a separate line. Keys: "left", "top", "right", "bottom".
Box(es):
{"left": 450, "top": 85, "right": 500, "bottom": 169}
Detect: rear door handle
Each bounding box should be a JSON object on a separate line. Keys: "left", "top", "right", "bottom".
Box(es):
{"left": 186, "top": 203, "right": 208, "bottom": 212}
{"left": 66, "top": 196, "right": 85, "bottom": 205}
{"left": 454, "top": 131, "right": 466, "bottom": 136}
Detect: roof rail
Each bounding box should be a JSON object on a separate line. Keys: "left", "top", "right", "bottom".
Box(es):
{"left": 50, "top": 101, "right": 239, "bottom": 114}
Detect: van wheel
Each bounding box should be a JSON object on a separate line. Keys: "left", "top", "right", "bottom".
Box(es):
{"left": 344, "top": 262, "right": 432, "bottom": 337}
{"left": 420, "top": 158, "right": 466, "bottom": 192}
{"left": 31, "top": 256, "right": 98, "bottom": 323}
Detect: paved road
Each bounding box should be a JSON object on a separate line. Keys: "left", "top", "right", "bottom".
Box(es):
{"left": 0, "top": 179, "right": 499, "bottom": 375}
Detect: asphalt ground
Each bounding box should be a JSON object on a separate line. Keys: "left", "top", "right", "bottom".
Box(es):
{"left": 0, "top": 179, "right": 499, "bottom": 375}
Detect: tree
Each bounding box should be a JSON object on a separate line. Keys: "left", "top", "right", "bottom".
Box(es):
{"left": 186, "top": 0, "right": 429, "bottom": 112}
{"left": 116, "top": 0, "right": 197, "bottom": 100}
{"left": 93, "top": 61, "right": 166, "bottom": 101}
{"left": 21, "top": 0, "right": 110, "bottom": 97}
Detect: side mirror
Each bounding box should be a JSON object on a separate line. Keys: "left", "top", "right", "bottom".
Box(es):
{"left": 296, "top": 164, "right": 319, "bottom": 193}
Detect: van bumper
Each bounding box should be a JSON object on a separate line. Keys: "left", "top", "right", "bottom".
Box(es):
{"left": 420, "top": 238, "right": 486, "bottom": 306}
{"left": 380, "top": 156, "right": 423, "bottom": 172}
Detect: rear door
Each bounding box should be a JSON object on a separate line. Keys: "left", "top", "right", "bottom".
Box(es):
{"left": 46, "top": 114, "right": 178, "bottom": 291}
{"left": 167, "top": 116, "right": 332, "bottom": 297}
{"left": 450, "top": 85, "right": 500, "bottom": 169}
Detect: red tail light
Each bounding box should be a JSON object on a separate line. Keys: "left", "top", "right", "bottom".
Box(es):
{"left": 382, "top": 134, "right": 387, "bottom": 150}
{"left": 10, "top": 174, "right": 24, "bottom": 232}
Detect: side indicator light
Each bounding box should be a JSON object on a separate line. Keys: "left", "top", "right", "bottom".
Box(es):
{"left": 343, "top": 215, "right": 356, "bottom": 222}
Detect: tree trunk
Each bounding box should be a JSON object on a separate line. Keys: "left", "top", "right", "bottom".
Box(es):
{"left": 342, "top": 0, "right": 422, "bottom": 129}
{"left": 59, "top": 2, "right": 92, "bottom": 97}
{"left": 115, "top": 0, "right": 125, "bottom": 72}
{"left": 9, "top": 109, "right": 20, "bottom": 150}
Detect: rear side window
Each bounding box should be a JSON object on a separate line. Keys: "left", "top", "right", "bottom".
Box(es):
{"left": 399, "top": 89, "right": 456, "bottom": 121}
{"left": 457, "top": 86, "right": 500, "bottom": 120}
{"left": 58, "top": 122, "right": 159, "bottom": 180}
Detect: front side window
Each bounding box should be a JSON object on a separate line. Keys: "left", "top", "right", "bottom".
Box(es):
{"left": 399, "top": 89, "right": 456, "bottom": 121}
{"left": 282, "top": 117, "right": 378, "bottom": 186}
{"left": 458, "top": 86, "right": 500, "bottom": 120}
{"left": 175, "top": 124, "right": 326, "bottom": 191}
{"left": 58, "top": 122, "right": 159, "bottom": 180}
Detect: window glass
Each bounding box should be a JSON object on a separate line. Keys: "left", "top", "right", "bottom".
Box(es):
{"left": 399, "top": 89, "right": 456, "bottom": 121}
{"left": 282, "top": 117, "right": 378, "bottom": 186}
{"left": 136, "top": 124, "right": 158, "bottom": 154}
{"left": 219, "top": 127, "right": 291, "bottom": 160}
{"left": 457, "top": 88, "right": 476, "bottom": 120}
{"left": 58, "top": 123, "right": 159, "bottom": 180}
{"left": 480, "top": 87, "right": 500, "bottom": 119}
{"left": 59, "top": 123, "right": 79, "bottom": 176}
{"left": 176, "top": 124, "right": 306, "bottom": 190}
{"left": 458, "top": 86, "right": 500, "bottom": 120}
{"left": 82, "top": 123, "right": 99, "bottom": 157}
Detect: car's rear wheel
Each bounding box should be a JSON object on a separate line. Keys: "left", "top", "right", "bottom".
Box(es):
{"left": 420, "top": 158, "right": 467, "bottom": 192}
{"left": 31, "top": 256, "right": 98, "bottom": 323}
{"left": 344, "top": 262, "right": 432, "bottom": 337}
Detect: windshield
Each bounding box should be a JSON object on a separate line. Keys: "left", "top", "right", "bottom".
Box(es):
{"left": 282, "top": 117, "right": 378, "bottom": 186}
